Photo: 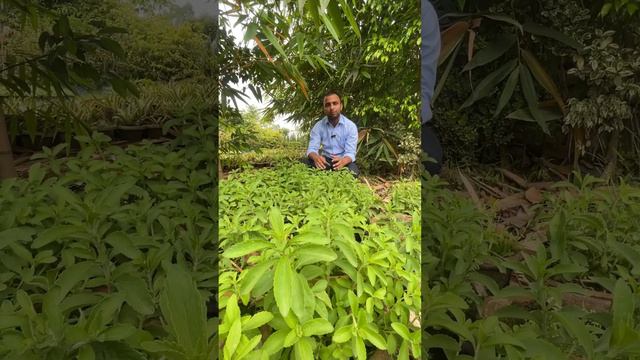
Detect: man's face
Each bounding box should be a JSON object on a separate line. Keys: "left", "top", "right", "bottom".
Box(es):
{"left": 323, "top": 94, "right": 342, "bottom": 121}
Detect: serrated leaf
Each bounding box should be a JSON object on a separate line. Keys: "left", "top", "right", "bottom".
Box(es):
{"left": 333, "top": 325, "right": 353, "bottom": 343}
{"left": 302, "top": 318, "right": 333, "bottom": 336}
{"left": 360, "top": 327, "right": 387, "bottom": 350}
{"left": 274, "top": 256, "right": 293, "bottom": 317}
{"left": 223, "top": 240, "right": 273, "bottom": 258}
{"left": 243, "top": 311, "right": 273, "bottom": 330}
{"left": 391, "top": 322, "right": 411, "bottom": 341}
{"left": 294, "top": 245, "right": 337, "bottom": 266}
{"left": 115, "top": 275, "right": 154, "bottom": 316}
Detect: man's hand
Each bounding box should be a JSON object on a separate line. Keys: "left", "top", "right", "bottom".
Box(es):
{"left": 332, "top": 155, "right": 352, "bottom": 170}
{"left": 310, "top": 153, "right": 329, "bottom": 169}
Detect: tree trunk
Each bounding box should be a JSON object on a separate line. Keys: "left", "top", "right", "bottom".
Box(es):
{"left": 0, "top": 100, "right": 17, "bottom": 179}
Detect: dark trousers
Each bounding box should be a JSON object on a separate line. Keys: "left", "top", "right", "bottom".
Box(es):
{"left": 422, "top": 122, "right": 443, "bottom": 176}
{"left": 301, "top": 155, "right": 360, "bottom": 177}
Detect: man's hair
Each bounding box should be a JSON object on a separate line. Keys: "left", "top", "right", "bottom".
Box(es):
{"left": 323, "top": 90, "right": 342, "bottom": 103}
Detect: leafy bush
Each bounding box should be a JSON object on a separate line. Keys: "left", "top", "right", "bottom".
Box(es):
{"left": 422, "top": 173, "right": 640, "bottom": 359}
{"left": 0, "top": 113, "right": 216, "bottom": 359}
{"left": 219, "top": 165, "right": 421, "bottom": 359}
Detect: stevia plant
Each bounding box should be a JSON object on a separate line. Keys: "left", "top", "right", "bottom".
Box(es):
{"left": 219, "top": 164, "right": 421, "bottom": 359}
{"left": 0, "top": 113, "right": 217, "bottom": 359}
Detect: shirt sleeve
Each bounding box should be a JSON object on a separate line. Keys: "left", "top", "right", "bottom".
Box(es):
{"left": 421, "top": 0, "right": 440, "bottom": 123}
{"left": 344, "top": 122, "right": 358, "bottom": 162}
{"left": 306, "top": 122, "right": 322, "bottom": 157}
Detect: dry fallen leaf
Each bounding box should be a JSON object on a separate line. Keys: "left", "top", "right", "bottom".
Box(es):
{"left": 525, "top": 187, "right": 543, "bottom": 204}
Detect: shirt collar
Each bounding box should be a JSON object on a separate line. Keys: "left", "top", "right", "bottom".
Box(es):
{"left": 325, "top": 114, "right": 344, "bottom": 126}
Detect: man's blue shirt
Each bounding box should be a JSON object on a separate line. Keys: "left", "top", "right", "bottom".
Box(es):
{"left": 421, "top": 0, "right": 440, "bottom": 124}
{"left": 306, "top": 114, "right": 358, "bottom": 162}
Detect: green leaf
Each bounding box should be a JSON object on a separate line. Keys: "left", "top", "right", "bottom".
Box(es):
{"left": 302, "top": 318, "right": 334, "bottom": 336}
{"left": 298, "top": 0, "right": 307, "bottom": 17}
{"left": 291, "top": 272, "right": 314, "bottom": 322}
{"left": 98, "top": 38, "right": 125, "bottom": 58}
{"left": 97, "top": 323, "right": 137, "bottom": 342}
{"left": 333, "top": 325, "right": 353, "bottom": 343}
{"left": 423, "top": 334, "right": 460, "bottom": 351}
{"left": 519, "top": 65, "right": 549, "bottom": 134}
{"left": 523, "top": 22, "right": 582, "bottom": 50}
{"left": 319, "top": 11, "right": 341, "bottom": 42}
{"left": 284, "top": 329, "right": 300, "bottom": 348}
{"left": 224, "top": 318, "right": 242, "bottom": 359}
{"left": 33, "top": 225, "right": 81, "bottom": 248}
{"left": 521, "top": 49, "right": 565, "bottom": 109}
{"left": 243, "top": 311, "right": 274, "bottom": 330}
{"left": 554, "top": 311, "right": 594, "bottom": 358}
{"left": 235, "top": 334, "right": 262, "bottom": 359}
{"left": 549, "top": 209, "right": 567, "bottom": 261}
{"left": 56, "top": 261, "right": 98, "bottom": 297}
{"left": 91, "top": 341, "right": 146, "bottom": 360}
{"left": 460, "top": 59, "right": 518, "bottom": 108}
{"left": 244, "top": 23, "right": 259, "bottom": 42}
{"left": 463, "top": 35, "right": 517, "bottom": 72}
{"left": 240, "top": 260, "right": 275, "bottom": 297}
{"left": 610, "top": 241, "right": 640, "bottom": 275}
{"left": 506, "top": 107, "right": 562, "bottom": 123}
{"left": 494, "top": 64, "right": 520, "bottom": 117}
{"left": 354, "top": 336, "right": 367, "bottom": 360}
{"left": 338, "top": 0, "right": 360, "bottom": 38}
{"left": 483, "top": 14, "right": 523, "bottom": 31}
{"left": 360, "top": 327, "right": 387, "bottom": 350}
{"left": 294, "top": 245, "right": 337, "bottom": 266}
{"left": 261, "top": 26, "right": 288, "bottom": 59}
{"left": 105, "top": 231, "right": 142, "bottom": 259}
{"left": 262, "top": 329, "right": 289, "bottom": 355}
{"left": 391, "top": 322, "right": 411, "bottom": 341}
{"left": 223, "top": 240, "right": 273, "bottom": 258}
{"left": 611, "top": 278, "right": 635, "bottom": 348}
{"left": 0, "top": 227, "right": 36, "bottom": 250}
{"left": 274, "top": 256, "right": 294, "bottom": 317}
{"left": 115, "top": 275, "right": 154, "bottom": 316}
{"left": 291, "top": 231, "right": 329, "bottom": 245}
{"left": 335, "top": 239, "right": 358, "bottom": 267}
{"left": 294, "top": 337, "right": 314, "bottom": 360}
{"left": 159, "top": 265, "right": 208, "bottom": 356}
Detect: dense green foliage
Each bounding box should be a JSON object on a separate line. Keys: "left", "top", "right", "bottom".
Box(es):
{"left": 0, "top": 115, "right": 216, "bottom": 359}
{"left": 423, "top": 173, "right": 640, "bottom": 359}
{"left": 219, "top": 165, "right": 421, "bottom": 359}
{"left": 433, "top": 0, "right": 640, "bottom": 176}
{"left": 222, "top": 0, "right": 421, "bottom": 175}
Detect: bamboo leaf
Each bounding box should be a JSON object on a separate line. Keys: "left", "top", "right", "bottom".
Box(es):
{"left": 523, "top": 22, "right": 583, "bottom": 50}
{"left": 338, "top": 0, "right": 360, "bottom": 38}
{"left": 519, "top": 65, "right": 549, "bottom": 134}
{"left": 460, "top": 58, "right": 518, "bottom": 108}
{"left": 439, "top": 21, "right": 470, "bottom": 65}
{"left": 261, "top": 26, "right": 288, "bottom": 59}
{"left": 494, "top": 64, "right": 520, "bottom": 117}
{"left": 521, "top": 49, "right": 565, "bottom": 110}
{"left": 463, "top": 34, "right": 517, "bottom": 72}
{"left": 483, "top": 14, "right": 523, "bottom": 31}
